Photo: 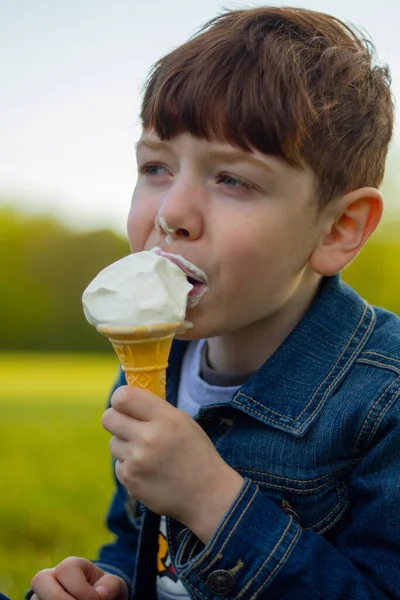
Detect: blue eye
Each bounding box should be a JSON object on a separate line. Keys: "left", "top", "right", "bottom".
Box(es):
{"left": 217, "top": 174, "right": 253, "bottom": 189}
{"left": 139, "top": 164, "right": 169, "bottom": 175}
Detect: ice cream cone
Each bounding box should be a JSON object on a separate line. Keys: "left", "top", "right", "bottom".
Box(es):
{"left": 97, "top": 322, "right": 181, "bottom": 399}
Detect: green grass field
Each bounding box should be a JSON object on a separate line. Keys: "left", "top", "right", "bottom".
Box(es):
{"left": 0, "top": 352, "right": 121, "bottom": 598}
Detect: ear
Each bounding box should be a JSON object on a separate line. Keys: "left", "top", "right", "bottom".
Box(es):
{"left": 309, "top": 187, "right": 383, "bottom": 276}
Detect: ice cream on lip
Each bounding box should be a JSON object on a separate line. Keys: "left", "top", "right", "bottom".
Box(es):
{"left": 82, "top": 251, "right": 194, "bottom": 329}
{"left": 151, "top": 246, "right": 209, "bottom": 308}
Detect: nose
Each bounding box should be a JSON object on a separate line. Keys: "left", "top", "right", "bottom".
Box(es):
{"left": 156, "top": 176, "right": 204, "bottom": 240}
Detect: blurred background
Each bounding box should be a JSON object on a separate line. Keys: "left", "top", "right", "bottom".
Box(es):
{"left": 0, "top": 0, "right": 399, "bottom": 596}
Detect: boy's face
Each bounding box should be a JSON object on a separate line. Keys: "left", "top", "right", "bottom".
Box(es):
{"left": 128, "top": 131, "right": 325, "bottom": 339}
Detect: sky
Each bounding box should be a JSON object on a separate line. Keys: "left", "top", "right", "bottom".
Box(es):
{"left": 1, "top": 0, "right": 399, "bottom": 232}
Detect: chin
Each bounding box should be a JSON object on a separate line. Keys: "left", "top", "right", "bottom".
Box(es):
{"left": 175, "top": 316, "right": 227, "bottom": 341}
{"left": 175, "top": 331, "right": 199, "bottom": 342}
{"left": 175, "top": 321, "right": 203, "bottom": 341}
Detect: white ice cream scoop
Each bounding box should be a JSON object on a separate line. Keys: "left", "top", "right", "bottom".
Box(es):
{"left": 82, "top": 251, "right": 193, "bottom": 328}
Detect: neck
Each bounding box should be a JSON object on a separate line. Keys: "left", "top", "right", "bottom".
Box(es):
{"left": 207, "top": 273, "right": 322, "bottom": 374}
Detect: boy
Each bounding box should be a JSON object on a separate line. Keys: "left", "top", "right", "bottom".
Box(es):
{"left": 30, "top": 6, "right": 399, "bottom": 600}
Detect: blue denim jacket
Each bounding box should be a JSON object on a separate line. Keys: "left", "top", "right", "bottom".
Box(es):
{"left": 96, "top": 275, "right": 400, "bottom": 599}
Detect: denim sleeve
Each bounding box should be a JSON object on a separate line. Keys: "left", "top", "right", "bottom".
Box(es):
{"left": 172, "top": 404, "right": 400, "bottom": 599}
{"left": 92, "top": 476, "right": 139, "bottom": 590}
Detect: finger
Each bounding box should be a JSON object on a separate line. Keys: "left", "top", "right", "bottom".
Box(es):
{"left": 115, "top": 459, "right": 130, "bottom": 490}
{"left": 109, "top": 436, "right": 128, "bottom": 461}
{"left": 94, "top": 573, "right": 129, "bottom": 600}
{"left": 111, "top": 385, "right": 167, "bottom": 420}
{"left": 102, "top": 408, "right": 137, "bottom": 441}
{"left": 31, "top": 569, "right": 76, "bottom": 600}
{"left": 54, "top": 558, "right": 103, "bottom": 600}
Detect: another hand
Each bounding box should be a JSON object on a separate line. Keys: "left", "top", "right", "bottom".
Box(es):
{"left": 102, "top": 386, "right": 244, "bottom": 543}
{"left": 31, "top": 557, "right": 129, "bottom": 600}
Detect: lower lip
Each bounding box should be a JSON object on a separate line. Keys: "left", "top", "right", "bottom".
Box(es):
{"left": 187, "top": 282, "right": 208, "bottom": 308}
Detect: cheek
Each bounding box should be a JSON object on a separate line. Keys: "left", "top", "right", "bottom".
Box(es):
{"left": 126, "top": 208, "right": 142, "bottom": 253}
{"left": 213, "top": 237, "right": 269, "bottom": 306}
{"left": 217, "top": 218, "right": 308, "bottom": 296}
{"left": 127, "top": 188, "right": 158, "bottom": 252}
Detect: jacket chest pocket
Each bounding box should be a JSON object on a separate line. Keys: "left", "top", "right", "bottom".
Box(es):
{"left": 211, "top": 414, "right": 350, "bottom": 536}
{"left": 252, "top": 475, "right": 349, "bottom": 534}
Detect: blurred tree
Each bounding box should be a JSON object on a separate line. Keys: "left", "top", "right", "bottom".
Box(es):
{"left": 343, "top": 217, "right": 400, "bottom": 314}
{"left": 0, "top": 208, "right": 129, "bottom": 351}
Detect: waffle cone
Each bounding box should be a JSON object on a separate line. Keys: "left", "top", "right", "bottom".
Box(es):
{"left": 97, "top": 322, "right": 180, "bottom": 398}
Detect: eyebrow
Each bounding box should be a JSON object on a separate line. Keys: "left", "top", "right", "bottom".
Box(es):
{"left": 135, "top": 140, "right": 275, "bottom": 175}
{"left": 135, "top": 139, "right": 168, "bottom": 152}
{"left": 207, "top": 150, "right": 275, "bottom": 175}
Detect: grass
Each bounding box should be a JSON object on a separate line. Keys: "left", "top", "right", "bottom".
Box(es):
{"left": 0, "top": 352, "right": 120, "bottom": 599}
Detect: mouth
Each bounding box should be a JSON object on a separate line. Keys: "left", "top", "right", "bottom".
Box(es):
{"left": 151, "top": 247, "right": 209, "bottom": 308}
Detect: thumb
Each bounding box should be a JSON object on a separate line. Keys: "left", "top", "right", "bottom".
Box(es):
{"left": 94, "top": 573, "right": 129, "bottom": 600}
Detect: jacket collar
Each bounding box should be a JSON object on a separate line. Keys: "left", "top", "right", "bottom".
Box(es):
{"left": 167, "top": 276, "right": 375, "bottom": 437}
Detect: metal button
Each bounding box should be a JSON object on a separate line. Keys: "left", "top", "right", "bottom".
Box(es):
{"left": 281, "top": 499, "right": 300, "bottom": 522}
{"left": 206, "top": 569, "right": 235, "bottom": 595}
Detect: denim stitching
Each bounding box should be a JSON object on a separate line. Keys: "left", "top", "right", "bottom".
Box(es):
{"left": 234, "top": 392, "right": 297, "bottom": 420}
{"left": 366, "top": 385, "right": 400, "bottom": 449}
{"left": 356, "top": 358, "right": 400, "bottom": 375}
{"left": 236, "top": 519, "right": 300, "bottom": 599}
{"left": 188, "top": 539, "right": 201, "bottom": 562}
{"left": 168, "top": 518, "right": 192, "bottom": 567}
{"left": 362, "top": 351, "right": 400, "bottom": 364}
{"left": 235, "top": 304, "right": 374, "bottom": 430}
{"left": 249, "top": 525, "right": 301, "bottom": 599}
{"left": 245, "top": 304, "right": 371, "bottom": 422}
{"left": 234, "top": 518, "right": 294, "bottom": 599}
{"left": 318, "top": 496, "right": 349, "bottom": 535}
{"left": 195, "top": 485, "right": 258, "bottom": 577}
{"left": 181, "top": 532, "right": 195, "bottom": 563}
{"left": 166, "top": 517, "right": 176, "bottom": 565}
{"left": 176, "top": 530, "right": 196, "bottom": 566}
{"left": 242, "top": 465, "right": 347, "bottom": 484}
{"left": 353, "top": 377, "right": 400, "bottom": 453}
{"left": 353, "top": 386, "right": 389, "bottom": 453}
{"left": 306, "top": 481, "right": 346, "bottom": 531}
{"left": 251, "top": 478, "right": 334, "bottom": 493}
{"left": 233, "top": 400, "right": 300, "bottom": 431}
{"left": 252, "top": 479, "right": 346, "bottom": 532}
{"left": 179, "top": 481, "right": 254, "bottom": 577}
{"left": 298, "top": 304, "right": 374, "bottom": 424}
